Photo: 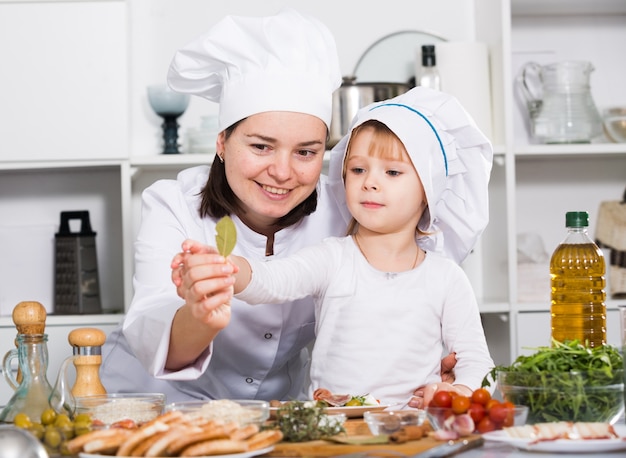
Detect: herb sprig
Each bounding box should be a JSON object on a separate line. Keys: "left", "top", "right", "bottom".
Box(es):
{"left": 483, "top": 339, "right": 624, "bottom": 423}
{"left": 274, "top": 401, "right": 345, "bottom": 442}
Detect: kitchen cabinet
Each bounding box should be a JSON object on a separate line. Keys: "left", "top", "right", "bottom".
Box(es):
{"left": 0, "top": 0, "right": 625, "bottom": 389}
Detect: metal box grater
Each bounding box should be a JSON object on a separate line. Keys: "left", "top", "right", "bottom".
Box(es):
{"left": 54, "top": 211, "right": 102, "bottom": 314}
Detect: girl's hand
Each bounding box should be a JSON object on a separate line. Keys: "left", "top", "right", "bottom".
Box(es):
{"left": 411, "top": 382, "right": 472, "bottom": 409}
{"left": 408, "top": 353, "right": 458, "bottom": 408}
{"left": 170, "top": 239, "right": 237, "bottom": 329}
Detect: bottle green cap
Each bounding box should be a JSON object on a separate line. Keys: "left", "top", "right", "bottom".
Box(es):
{"left": 565, "top": 211, "right": 589, "bottom": 228}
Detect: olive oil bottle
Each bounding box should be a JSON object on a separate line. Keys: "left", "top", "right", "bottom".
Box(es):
{"left": 550, "top": 211, "right": 606, "bottom": 347}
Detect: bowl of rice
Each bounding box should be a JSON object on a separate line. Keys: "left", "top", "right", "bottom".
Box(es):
{"left": 165, "top": 399, "right": 269, "bottom": 427}
{"left": 75, "top": 393, "right": 166, "bottom": 427}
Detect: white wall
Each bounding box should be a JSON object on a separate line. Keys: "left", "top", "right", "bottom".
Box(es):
{"left": 128, "top": 0, "right": 477, "bottom": 157}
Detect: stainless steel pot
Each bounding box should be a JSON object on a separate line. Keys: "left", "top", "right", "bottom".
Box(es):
{"left": 328, "top": 76, "right": 411, "bottom": 147}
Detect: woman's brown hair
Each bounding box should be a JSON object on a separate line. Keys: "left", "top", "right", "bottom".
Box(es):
{"left": 199, "top": 120, "right": 318, "bottom": 228}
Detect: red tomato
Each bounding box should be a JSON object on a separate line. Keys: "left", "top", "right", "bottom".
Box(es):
{"left": 489, "top": 404, "right": 509, "bottom": 424}
{"left": 451, "top": 395, "right": 471, "bottom": 414}
{"left": 501, "top": 402, "right": 516, "bottom": 427}
{"left": 431, "top": 390, "right": 453, "bottom": 408}
{"left": 467, "top": 402, "right": 486, "bottom": 424}
{"left": 485, "top": 399, "right": 501, "bottom": 411}
{"left": 470, "top": 388, "right": 491, "bottom": 406}
{"left": 477, "top": 416, "right": 496, "bottom": 434}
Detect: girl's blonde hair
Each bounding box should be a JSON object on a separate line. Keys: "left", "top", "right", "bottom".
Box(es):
{"left": 343, "top": 119, "right": 429, "bottom": 236}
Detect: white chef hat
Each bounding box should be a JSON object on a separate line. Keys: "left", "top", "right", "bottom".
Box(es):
{"left": 329, "top": 86, "right": 493, "bottom": 264}
{"left": 167, "top": 8, "right": 342, "bottom": 132}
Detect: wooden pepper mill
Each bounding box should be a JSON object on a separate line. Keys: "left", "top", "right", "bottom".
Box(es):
{"left": 12, "top": 301, "right": 47, "bottom": 384}
{"left": 68, "top": 327, "right": 107, "bottom": 397}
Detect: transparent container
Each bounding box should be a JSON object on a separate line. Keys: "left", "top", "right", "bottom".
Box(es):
{"left": 518, "top": 61, "right": 603, "bottom": 143}
{"left": 0, "top": 334, "right": 55, "bottom": 423}
{"left": 550, "top": 211, "right": 606, "bottom": 347}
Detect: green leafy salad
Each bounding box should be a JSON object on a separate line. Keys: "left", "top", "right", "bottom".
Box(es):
{"left": 484, "top": 340, "right": 624, "bottom": 424}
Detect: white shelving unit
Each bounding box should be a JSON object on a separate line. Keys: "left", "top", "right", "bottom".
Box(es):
{"left": 0, "top": 1, "right": 625, "bottom": 395}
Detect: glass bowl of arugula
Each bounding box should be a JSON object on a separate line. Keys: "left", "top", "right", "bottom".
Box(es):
{"left": 489, "top": 340, "right": 624, "bottom": 425}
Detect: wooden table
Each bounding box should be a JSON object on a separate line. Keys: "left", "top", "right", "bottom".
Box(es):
{"left": 268, "top": 419, "right": 484, "bottom": 457}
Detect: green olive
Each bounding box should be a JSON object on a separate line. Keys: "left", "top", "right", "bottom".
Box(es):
{"left": 58, "top": 423, "right": 75, "bottom": 441}
{"left": 74, "top": 420, "right": 92, "bottom": 436}
{"left": 44, "top": 426, "right": 62, "bottom": 449}
{"left": 27, "top": 422, "right": 45, "bottom": 440}
{"left": 53, "top": 413, "right": 72, "bottom": 428}
{"left": 73, "top": 413, "right": 92, "bottom": 425}
{"left": 13, "top": 412, "right": 32, "bottom": 428}
{"left": 40, "top": 408, "right": 57, "bottom": 426}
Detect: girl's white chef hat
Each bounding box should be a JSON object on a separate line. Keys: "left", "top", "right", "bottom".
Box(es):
{"left": 167, "top": 8, "right": 342, "bottom": 132}
{"left": 329, "top": 86, "right": 494, "bottom": 264}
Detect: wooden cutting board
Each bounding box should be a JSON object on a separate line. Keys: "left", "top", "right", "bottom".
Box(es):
{"left": 267, "top": 420, "right": 484, "bottom": 457}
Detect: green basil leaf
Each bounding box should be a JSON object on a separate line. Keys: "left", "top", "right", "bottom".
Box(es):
{"left": 215, "top": 216, "right": 237, "bottom": 257}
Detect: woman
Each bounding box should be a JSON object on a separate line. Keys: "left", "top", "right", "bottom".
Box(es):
{"left": 101, "top": 9, "right": 474, "bottom": 406}
{"left": 101, "top": 8, "right": 347, "bottom": 402}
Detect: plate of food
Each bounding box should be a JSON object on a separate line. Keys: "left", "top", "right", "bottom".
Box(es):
{"left": 68, "top": 409, "right": 283, "bottom": 457}
{"left": 79, "top": 446, "right": 275, "bottom": 458}
{"left": 482, "top": 422, "right": 626, "bottom": 453}
{"left": 270, "top": 389, "right": 389, "bottom": 418}
{"left": 270, "top": 403, "right": 388, "bottom": 419}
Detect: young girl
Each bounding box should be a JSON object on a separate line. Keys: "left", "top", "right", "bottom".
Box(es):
{"left": 178, "top": 87, "right": 494, "bottom": 407}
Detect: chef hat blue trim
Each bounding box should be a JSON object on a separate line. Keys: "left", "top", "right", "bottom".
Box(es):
{"left": 370, "top": 102, "right": 448, "bottom": 176}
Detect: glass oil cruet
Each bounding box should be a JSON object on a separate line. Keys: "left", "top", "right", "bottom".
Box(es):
{"left": 0, "top": 301, "right": 74, "bottom": 423}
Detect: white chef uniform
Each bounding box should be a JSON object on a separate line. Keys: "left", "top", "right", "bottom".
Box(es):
{"left": 100, "top": 8, "right": 345, "bottom": 401}
{"left": 101, "top": 166, "right": 347, "bottom": 401}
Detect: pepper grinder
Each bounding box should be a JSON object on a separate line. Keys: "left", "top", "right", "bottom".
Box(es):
{"left": 68, "top": 327, "right": 107, "bottom": 396}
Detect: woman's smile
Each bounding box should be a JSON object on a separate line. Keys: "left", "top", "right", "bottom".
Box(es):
{"left": 259, "top": 183, "right": 291, "bottom": 197}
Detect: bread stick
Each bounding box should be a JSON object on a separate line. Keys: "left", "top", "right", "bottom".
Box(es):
{"left": 229, "top": 423, "right": 260, "bottom": 441}
{"left": 116, "top": 421, "right": 170, "bottom": 456}
{"left": 80, "top": 430, "right": 134, "bottom": 455}
{"left": 65, "top": 428, "right": 129, "bottom": 454}
{"left": 129, "top": 430, "right": 169, "bottom": 456}
{"left": 245, "top": 429, "right": 284, "bottom": 451}
{"left": 180, "top": 438, "right": 248, "bottom": 457}
{"left": 144, "top": 425, "right": 202, "bottom": 457}
{"left": 166, "top": 423, "right": 229, "bottom": 455}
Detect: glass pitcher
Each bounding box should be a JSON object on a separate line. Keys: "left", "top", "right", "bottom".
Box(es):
{"left": 0, "top": 333, "right": 74, "bottom": 423}
{"left": 518, "top": 61, "right": 603, "bottom": 143}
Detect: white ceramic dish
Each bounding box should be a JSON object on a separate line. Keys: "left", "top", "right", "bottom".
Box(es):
{"left": 79, "top": 445, "right": 274, "bottom": 458}
{"left": 270, "top": 404, "right": 388, "bottom": 419}
{"left": 482, "top": 424, "right": 626, "bottom": 453}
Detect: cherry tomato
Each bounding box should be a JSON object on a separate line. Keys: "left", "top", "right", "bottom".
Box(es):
{"left": 431, "top": 390, "right": 453, "bottom": 408}
{"left": 485, "top": 399, "right": 501, "bottom": 411}
{"left": 501, "top": 402, "right": 516, "bottom": 427}
{"left": 451, "top": 395, "right": 471, "bottom": 415}
{"left": 489, "top": 404, "right": 509, "bottom": 424}
{"left": 470, "top": 388, "right": 491, "bottom": 406}
{"left": 477, "top": 416, "right": 496, "bottom": 434}
{"left": 467, "top": 402, "right": 486, "bottom": 424}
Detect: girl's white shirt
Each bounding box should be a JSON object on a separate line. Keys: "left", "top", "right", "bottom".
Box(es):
{"left": 100, "top": 165, "right": 347, "bottom": 402}
{"left": 236, "top": 236, "right": 494, "bottom": 406}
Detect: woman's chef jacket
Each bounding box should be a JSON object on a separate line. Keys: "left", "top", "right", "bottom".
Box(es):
{"left": 100, "top": 165, "right": 347, "bottom": 402}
